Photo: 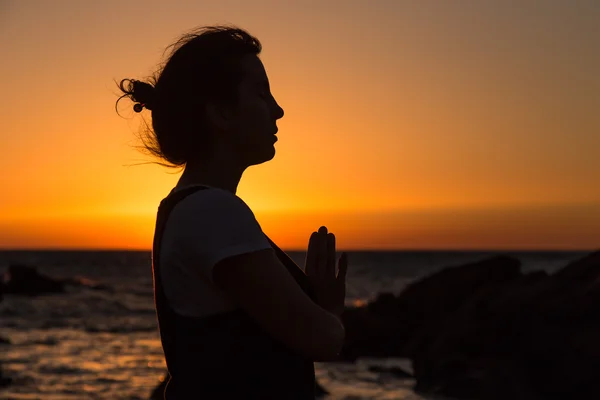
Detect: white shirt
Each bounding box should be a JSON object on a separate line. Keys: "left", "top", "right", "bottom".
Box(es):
{"left": 158, "top": 185, "right": 272, "bottom": 318}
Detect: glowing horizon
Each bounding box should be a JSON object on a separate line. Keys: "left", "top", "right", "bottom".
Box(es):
{"left": 1, "top": 1, "right": 599, "bottom": 251}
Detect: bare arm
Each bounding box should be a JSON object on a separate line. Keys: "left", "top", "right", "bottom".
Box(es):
{"left": 213, "top": 248, "right": 345, "bottom": 361}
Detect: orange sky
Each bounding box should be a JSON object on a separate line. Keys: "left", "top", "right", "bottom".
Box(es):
{"left": 1, "top": 0, "right": 599, "bottom": 250}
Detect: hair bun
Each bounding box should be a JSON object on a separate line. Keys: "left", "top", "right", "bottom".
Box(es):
{"left": 119, "top": 79, "right": 156, "bottom": 112}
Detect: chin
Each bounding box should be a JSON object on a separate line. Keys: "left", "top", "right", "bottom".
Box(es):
{"left": 261, "top": 148, "right": 276, "bottom": 163}
{"left": 248, "top": 147, "right": 276, "bottom": 166}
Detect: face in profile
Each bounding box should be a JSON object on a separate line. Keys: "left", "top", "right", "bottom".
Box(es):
{"left": 223, "top": 55, "right": 285, "bottom": 166}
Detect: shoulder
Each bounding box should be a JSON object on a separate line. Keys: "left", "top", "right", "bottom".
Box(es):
{"left": 161, "top": 186, "right": 271, "bottom": 274}
{"left": 167, "top": 187, "right": 260, "bottom": 229}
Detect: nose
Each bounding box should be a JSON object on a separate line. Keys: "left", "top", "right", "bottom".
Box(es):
{"left": 273, "top": 99, "right": 284, "bottom": 120}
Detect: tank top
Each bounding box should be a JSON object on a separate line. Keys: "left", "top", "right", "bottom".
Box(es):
{"left": 152, "top": 185, "right": 317, "bottom": 399}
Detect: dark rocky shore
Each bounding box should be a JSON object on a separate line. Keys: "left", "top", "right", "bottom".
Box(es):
{"left": 2, "top": 251, "right": 599, "bottom": 399}
{"left": 340, "top": 250, "right": 600, "bottom": 400}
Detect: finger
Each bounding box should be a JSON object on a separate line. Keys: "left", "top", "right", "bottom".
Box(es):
{"left": 327, "top": 233, "right": 336, "bottom": 279}
{"left": 317, "top": 227, "right": 328, "bottom": 278}
{"left": 305, "top": 231, "right": 319, "bottom": 276}
{"left": 337, "top": 252, "right": 348, "bottom": 281}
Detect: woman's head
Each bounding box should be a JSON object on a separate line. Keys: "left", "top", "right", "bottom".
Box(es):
{"left": 117, "top": 26, "right": 284, "bottom": 168}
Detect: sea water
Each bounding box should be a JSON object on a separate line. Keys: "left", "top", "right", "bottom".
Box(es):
{"left": 0, "top": 250, "right": 588, "bottom": 399}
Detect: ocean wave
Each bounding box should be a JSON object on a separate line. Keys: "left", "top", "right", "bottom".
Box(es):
{"left": 37, "top": 365, "right": 83, "bottom": 375}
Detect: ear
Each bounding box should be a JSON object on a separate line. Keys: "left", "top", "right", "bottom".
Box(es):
{"left": 205, "top": 102, "right": 234, "bottom": 131}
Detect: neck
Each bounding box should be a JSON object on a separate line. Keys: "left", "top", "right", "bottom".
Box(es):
{"left": 177, "top": 154, "right": 246, "bottom": 194}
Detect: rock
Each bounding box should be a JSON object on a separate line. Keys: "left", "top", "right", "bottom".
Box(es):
{"left": 391, "top": 255, "right": 522, "bottom": 325}
{"left": 2, "top": 264, "right": 65, "bottom": 296}
{"left": 366, "top": 292, "right": 397, "bottom": 315}
{"left": 413, "top": 356, "right": 543, "bottom": 400}
{"left": 337, "top": 251, "right": 600, "bottom": 399}
{"left": 406, "top": 269, "right": 549, "bottom": 362}
{"left": 519, "top": 325, "right": 600, "bottom": 400}
{"left": 340, "top": 306, "right": 407, "bottom": 361}
{"left": 553, "top": 250, "right": 600, "bottom": 281}
{"left": 410, "top": 250, "right": 600, "bottom": 400}
{"left": 340, "top": 255, "right": 523, "bottom": 360}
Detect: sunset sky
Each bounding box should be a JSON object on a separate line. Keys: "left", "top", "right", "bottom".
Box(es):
{"left": 1, "top": 0, "right": 598, "bottom": 250}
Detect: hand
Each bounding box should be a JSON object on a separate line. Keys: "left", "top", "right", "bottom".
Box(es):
{"left": 305, "top": 226, "right": 348, "bottom": 317}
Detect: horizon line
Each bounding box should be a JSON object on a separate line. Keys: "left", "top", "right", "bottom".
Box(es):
{"left": 0, "top": 247, "right": 596, "bottom": 253}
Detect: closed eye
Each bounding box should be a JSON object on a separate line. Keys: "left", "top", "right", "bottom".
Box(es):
{"left": 259, "top": 91, "right": 273, "bottom": 101}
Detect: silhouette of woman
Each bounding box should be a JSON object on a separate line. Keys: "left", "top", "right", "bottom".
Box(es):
{"left": 117, "top": 26, "right": 348, "bottom": 399}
